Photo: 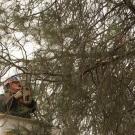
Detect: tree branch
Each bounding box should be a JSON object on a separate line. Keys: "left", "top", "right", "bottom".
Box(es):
{"left": 123, "top": 0, "right": 135, "bottom": 15}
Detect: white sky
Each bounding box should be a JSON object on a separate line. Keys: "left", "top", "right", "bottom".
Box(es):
{"left": 0, "top": 0, "right": 55, "bottom": 92}
{"left": 0, "top": 44, "right": 39, "bottom": 94}
{"left": 4, "top": 32, "right": 40, "bottom": 77}
{"left": 0, "top": 31, "right": 40, "bottom": 94}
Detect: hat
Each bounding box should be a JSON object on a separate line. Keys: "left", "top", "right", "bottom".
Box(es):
{"left": 4, "top": 76, "right": 19, "bottom": 87}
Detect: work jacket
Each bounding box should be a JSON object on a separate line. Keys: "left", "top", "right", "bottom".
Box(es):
{"left": 0, "top": 94, "right": 36, "bottom": 118}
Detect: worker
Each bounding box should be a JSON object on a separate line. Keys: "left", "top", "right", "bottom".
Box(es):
{"left": 0, "top": 76, "right": 36, "bottom": 118}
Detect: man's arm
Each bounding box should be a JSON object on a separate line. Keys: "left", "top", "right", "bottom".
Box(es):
{"left": 0, "top": 95, "right": 6, "bottom": 113}
{"left": 5, "top": 91, "right": 23, "bottom": 111}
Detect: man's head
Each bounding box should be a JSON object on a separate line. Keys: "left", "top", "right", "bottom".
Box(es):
{"left": 4, "top": 76, "right": 22, "bottom": 94}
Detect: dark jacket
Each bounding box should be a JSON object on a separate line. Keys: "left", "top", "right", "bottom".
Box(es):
{"left": 0, "top": 94, "right": 36, "bottom": 118}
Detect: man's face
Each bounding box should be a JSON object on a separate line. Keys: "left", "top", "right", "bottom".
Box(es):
{"left": 9, "top": 81, "right": 22, "bottom": 93}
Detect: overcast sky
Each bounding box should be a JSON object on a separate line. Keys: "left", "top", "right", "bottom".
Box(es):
{"left": 0, "top": 0, "right": 55, "bottom": 93}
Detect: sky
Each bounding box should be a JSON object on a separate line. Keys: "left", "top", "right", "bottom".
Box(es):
{"left": 0, "top": 31, "right": 40, "bottom": 94}
{"left": 3, "top": 32, "right": 40, "bottom": 78}
{"left": 0, "top": 45, "right": 36, "bottom": 93}
{"left": 0, "top": 0, "right": 54, "bottom": 93}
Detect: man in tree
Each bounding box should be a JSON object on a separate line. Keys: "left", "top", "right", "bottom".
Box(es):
{"left": 0, "top": 76, "right": 36, "bottom": 118}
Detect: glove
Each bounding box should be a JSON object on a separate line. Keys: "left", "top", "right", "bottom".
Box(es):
{"left": 13, "top": 90, "right": 23, "bottom": 99}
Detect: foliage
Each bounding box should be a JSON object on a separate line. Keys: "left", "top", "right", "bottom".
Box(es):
{"left": 0, "top": 0, "right": 135, "bottom": 134}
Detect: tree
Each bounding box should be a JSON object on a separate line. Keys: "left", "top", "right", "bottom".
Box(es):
{"left": 0, "top": 0, "right": 135, "bottom": 134}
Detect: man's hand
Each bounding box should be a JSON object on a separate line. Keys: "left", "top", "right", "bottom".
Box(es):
{"left": 13, "top": 90, "right": 23, "bottom": 99}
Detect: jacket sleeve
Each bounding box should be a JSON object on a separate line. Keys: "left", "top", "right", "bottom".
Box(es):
{"left": 5, "top": 96, "right": 18, "bottom": 110}
{"left": 0, "top": 95, "right": 7, "bottom": 113}
{"left": 0, "top": 94, "right": 17, "bottom": 113}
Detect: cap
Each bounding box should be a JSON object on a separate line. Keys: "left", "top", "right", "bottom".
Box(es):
{"left": 4, "top": 76, "right": 19, "bottom": 86}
